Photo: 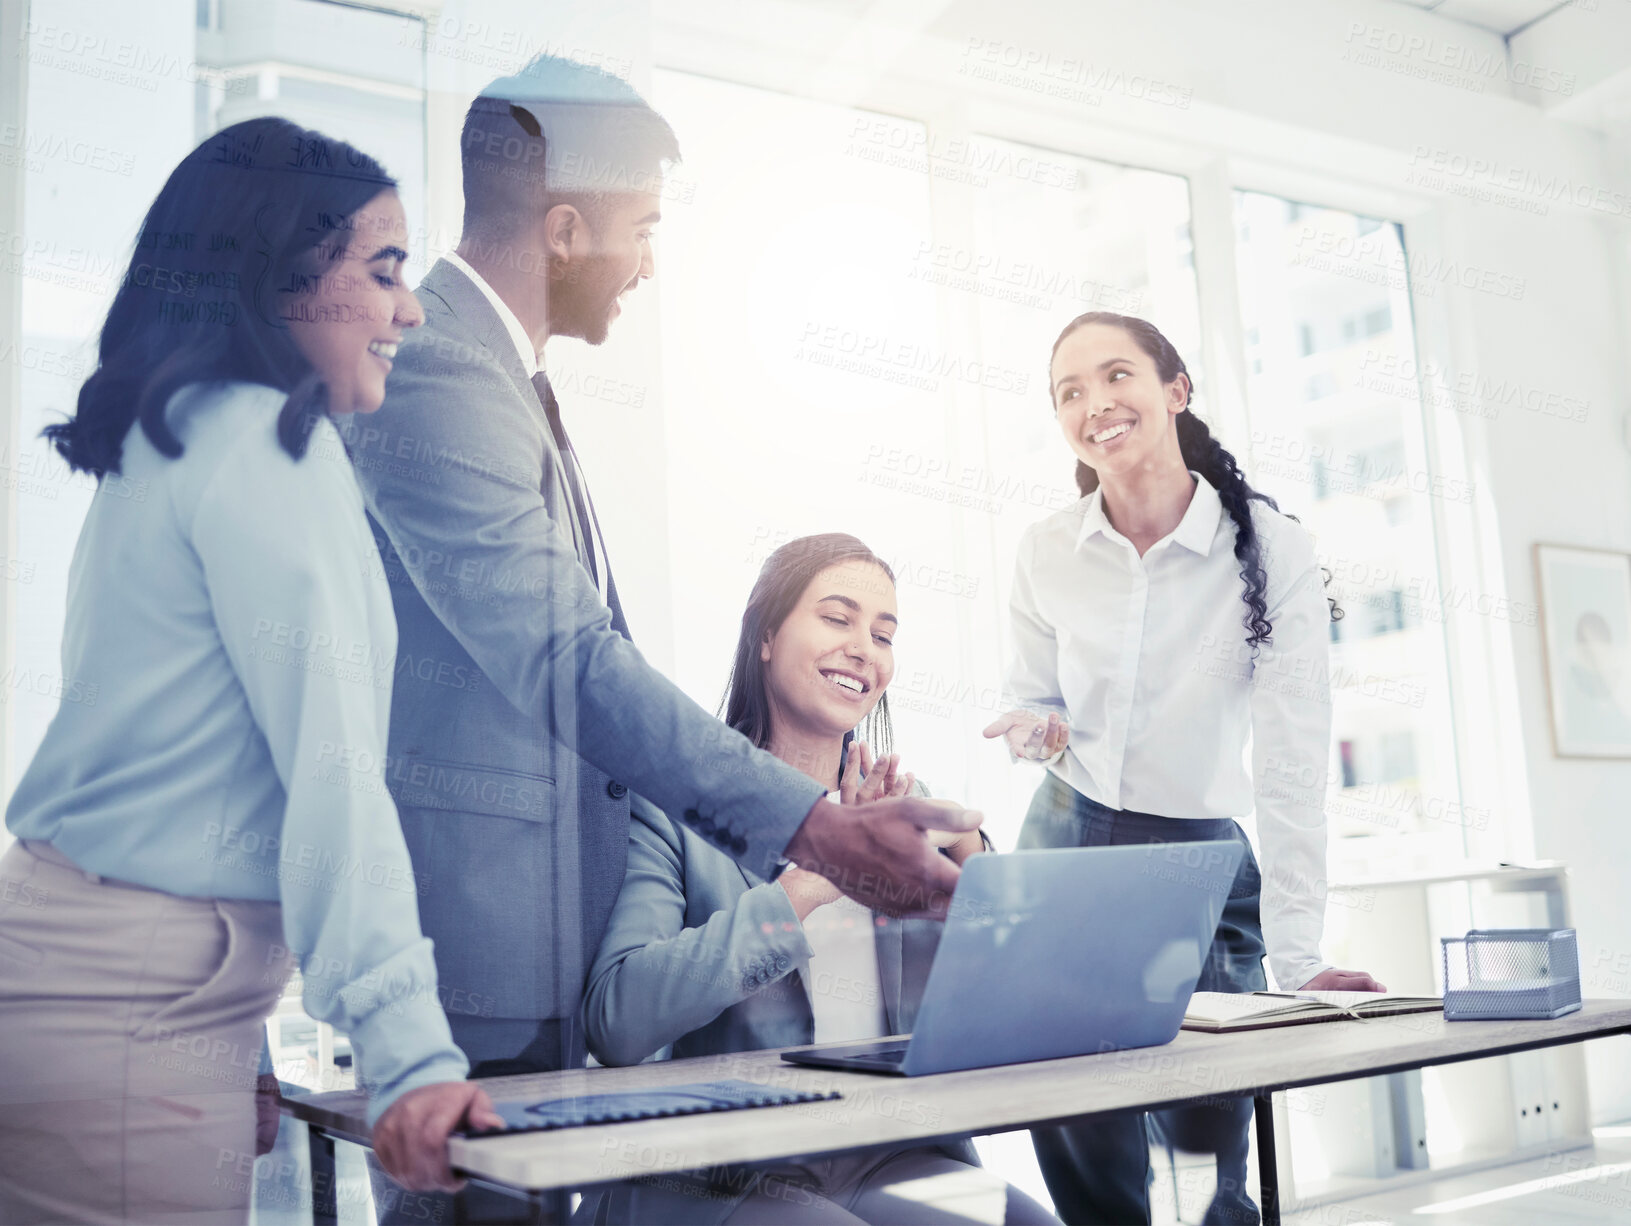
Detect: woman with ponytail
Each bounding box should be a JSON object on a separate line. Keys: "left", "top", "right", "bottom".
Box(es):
{"left": 0, "top": 118, "right": 498, "bottom": 1221}
{"left": 983, "top": 312, "right": 1382, "bottom": 1226}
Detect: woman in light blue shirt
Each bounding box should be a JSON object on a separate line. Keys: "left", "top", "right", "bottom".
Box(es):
{"left": 0, "top": 117, "right": 498, "bottom": 1222}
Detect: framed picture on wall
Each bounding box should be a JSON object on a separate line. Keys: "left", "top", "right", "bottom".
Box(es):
{"left": 1535, "top": 544, "right": 1631, "bottom": 758}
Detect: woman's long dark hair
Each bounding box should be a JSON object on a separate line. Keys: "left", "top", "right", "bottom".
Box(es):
{"left": 720, "top": 534, "right": 895, "bottom": 761}
{"left": 1051, "top": 311, "right": 1340, "bottom": 652}
{"left": 44, "top": 117, "right": 397, "bottom": 477}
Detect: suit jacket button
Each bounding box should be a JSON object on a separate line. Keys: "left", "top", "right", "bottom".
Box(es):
{"left": 731, "top": 835, "right": 748, "bottom": 856}
{"left": 711, "top": 828, "right": 730, "bottom": 846}
{"left": 774, "top": 955, "right": 790, "bottom": 970}
{"left": 607, "top": 780, "right": 628, "bottom": 799}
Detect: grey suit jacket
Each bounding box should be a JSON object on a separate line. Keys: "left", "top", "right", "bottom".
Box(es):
{"left": 580, "top": 804, "right": 977, "bottom": 1224}
{"left": 339, "top": 260, "right": 825, "bottom": 1027}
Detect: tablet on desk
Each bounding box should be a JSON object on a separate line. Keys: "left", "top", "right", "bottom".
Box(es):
{"left": 461, "top": 1080, "right": 841, "bottom": 1136}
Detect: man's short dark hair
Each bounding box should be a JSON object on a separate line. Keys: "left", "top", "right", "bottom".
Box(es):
{"left": 460, "top": 55, "right": 680, "bottom": 244}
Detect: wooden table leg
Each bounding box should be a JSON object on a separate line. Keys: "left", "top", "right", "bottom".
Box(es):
{"left": 308, "top": 1124, "right": 338, "bottom": 1226}
{"left": 1254, "top": 1093, "right": 1279, "bottom": 1226}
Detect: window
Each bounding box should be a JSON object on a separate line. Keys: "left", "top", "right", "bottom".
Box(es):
{"left": 966, "top": 137, "right": 1204, "bottom": 549}
{"left": 639, "top": 101, "right": 1206, "bottom": 847}
{"left": 966, "top": 139, "right": 1203, "bottom": 843}
{"left": 5, "top": 0, "right": 427, "bottom": 809}
{"left": 1304, "top": 370, "right": 1338, "bottom": 401}
{"left": 646, "top": 71, "right": 968, "bottom": 792}
{"left": 1233, "top": 192, "right": 1464, "bottom": 860}
{"left": 194, "top": 0, "right": 428, "bottom": 266}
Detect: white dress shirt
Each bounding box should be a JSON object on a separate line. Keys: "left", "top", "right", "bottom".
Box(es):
{"left": 1006, "top": 475, "right": 1332, "bottom": 991}
{"left": 791, "top": 793, "right": 892, "bottom": 1043}
{"left": 801, "top": 892, "right": 891, "bottom": 1043}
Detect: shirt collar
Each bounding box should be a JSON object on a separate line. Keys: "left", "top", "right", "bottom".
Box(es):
{"left": 1173, "top": 475, "right": 1223, "bottom": 555}
{"left": 1076, "top": 488, "right": 1114, "bottom": 548}
{"left": 441, "top": 250, "right": 540, "bottom": 378}
{"left": 1075, "top": 471, "right": 1223, "bottom": 557}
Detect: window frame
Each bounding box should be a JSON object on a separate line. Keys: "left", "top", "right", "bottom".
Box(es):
{"left": 0, "top": 0, "right": 28, "bottom": 803}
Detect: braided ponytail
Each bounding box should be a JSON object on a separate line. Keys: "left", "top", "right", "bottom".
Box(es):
{"left": 1176, "top": 410, "right": 1276, "bottom": 650}
{"left": 1052, "top": 312, "right": 1340, "bottom": 654}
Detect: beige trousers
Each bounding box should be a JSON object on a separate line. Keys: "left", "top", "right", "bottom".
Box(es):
{"left": 0, "top": 841, "right": 293, "bottom": 1225}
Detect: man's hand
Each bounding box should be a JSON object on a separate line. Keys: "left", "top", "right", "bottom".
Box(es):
{"left": 1299, "top": 967, "right": 1387, "bottom": 993}
{"left": 373, "top": 1081, "right": 505, "bottom": 1193}
{"left": 983, "top": 710, "right": 1069, "bottom": 760}
{"left": 782, "top": 795, "right": 981, "bottom": 919}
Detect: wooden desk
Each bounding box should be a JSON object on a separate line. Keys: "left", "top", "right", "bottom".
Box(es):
{"left": 285, "top": 1001, "right": 1631, "bottom": 1225}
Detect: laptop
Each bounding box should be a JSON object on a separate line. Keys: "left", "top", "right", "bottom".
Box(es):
{"left": 780, "top": 840, "right": 1244, "bottom": 1076}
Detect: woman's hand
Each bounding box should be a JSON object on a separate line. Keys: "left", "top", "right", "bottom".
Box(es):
{"left": 983, "top": 710, "right": 1069, "bottom": 761}
{"left": 373, "top": 1081, "right": 505, "bottom": 1193}
{"left": 1298, "top": 967, "right": 1388, "bottom": 993}
{"left": 838, "top": 741, "right": 914, "bottom": 805}
{"left": 836, "top": 741, "right": 979, "bottom": 852}
{"left": 778, "top": 866, "right": 844, "bottom": 920}
{"left": 254, "top": 1072, "right": 282, "bottom": 1157}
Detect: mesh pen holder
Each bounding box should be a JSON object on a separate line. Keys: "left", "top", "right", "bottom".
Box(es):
{"left": 1441, "top": 928, "right": 1582, "bottom": 1021}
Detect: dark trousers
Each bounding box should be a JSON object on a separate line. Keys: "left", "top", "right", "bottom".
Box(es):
{"left": 1017, "top": 773, "right": 1267, "bottom": 1226}
{"left": 368, "top": 1015, "right": 582, "bottom": 1225}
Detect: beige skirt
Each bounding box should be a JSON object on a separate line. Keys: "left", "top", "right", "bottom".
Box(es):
{"left": 0, "top": 840, "right": 293, "bottom": 1225}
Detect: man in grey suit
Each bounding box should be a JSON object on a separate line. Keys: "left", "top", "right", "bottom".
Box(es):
{"left": 346, "top": 55, "right": 976, "bottom": 1219}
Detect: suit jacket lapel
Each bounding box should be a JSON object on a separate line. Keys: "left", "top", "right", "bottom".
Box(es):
{"left": 603, "top": 566, "right": 630, "bottom": 640}
{"left": 417, "top": 260, "right": 590, "bottom": 562}
{"left": 418, "top": 259, "right": 531, "bottom": 394}
{"left": 560, "top": 440, "right": 632, "bottom": 641}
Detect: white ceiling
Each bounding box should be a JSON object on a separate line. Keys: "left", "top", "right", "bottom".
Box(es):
{"left": 1388, "top": 0, "right": 1573, "bottom": 37}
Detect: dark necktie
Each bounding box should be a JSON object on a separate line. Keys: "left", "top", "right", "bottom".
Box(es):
{"left": 531, "top": 371, "right": 629, "bottom": 639}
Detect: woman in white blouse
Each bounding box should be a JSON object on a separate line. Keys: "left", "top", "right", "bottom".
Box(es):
{"left": 0, "top": 117, "right": 498, "bottom": 1222}
{"left": 581, "top": 534, "right": 1054, "bottom": 1225}
{"left": 983, "top": 312, "right": 1383, "bottom": 1226}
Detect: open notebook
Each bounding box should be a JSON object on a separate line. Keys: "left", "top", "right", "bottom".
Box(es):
{"left": 1182, "top": 990, "right": 1442, "bottom": 1033}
